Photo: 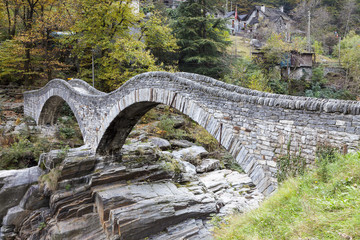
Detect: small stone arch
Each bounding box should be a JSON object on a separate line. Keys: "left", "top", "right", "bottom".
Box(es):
{"left": 38, "top": 96, "right": 67, "bottom": 125}
{"left": 37, "top": 95, "right": 85, "bottom": 140}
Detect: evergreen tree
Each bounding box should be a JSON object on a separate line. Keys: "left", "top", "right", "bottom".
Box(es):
{"left": 172, "top": 0, "right": 231, "bottom": 79}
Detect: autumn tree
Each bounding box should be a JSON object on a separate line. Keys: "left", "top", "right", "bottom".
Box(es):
{"left": 292, "top": 0, "right": 335, "bottom": 54}
{"left": 65, "top": 0, "right": 178, "bottom": 91}
{"left": 0, "top": 39, "right": 25, "bottom": 83}
{"left": 0, "top": 0, "right": 75, "bottom": 85}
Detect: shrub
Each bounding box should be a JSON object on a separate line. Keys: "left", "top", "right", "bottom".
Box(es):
{"left": 139, "top": 109, "right": 159, "bottom": 124}
{"left": 277, "top": 139, "right": 306, "bottom": 183}
{"left": 58, "top": 127, "right": 76, "bottom": 139}
{"left": 155, "top": 115, "right": 187, "bottom": 140}
{"left": 315, "top": 144, "right": 339, "bottom": 182}
{"left": 57, "top": 145, "right": 70, "bottom": 161}
{"left": 159, "top": 154, "right": 182, "bottom": 174}
{"left": 0, "top": 138, "right": 34, "bottom": 169}
{"left": 0, "top": 136, "right": 53, "bottom": 170}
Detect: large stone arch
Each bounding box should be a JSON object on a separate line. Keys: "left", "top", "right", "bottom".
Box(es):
{"left": 95, "top": 88, "right": 273, "bottom": 194}
{"left": 95, "top": 87, "right": 223, "bottom": 155}
{"left": 97, "top": 101, "right": 159, "bottom": 155}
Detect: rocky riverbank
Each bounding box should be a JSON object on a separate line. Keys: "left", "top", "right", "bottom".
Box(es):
{"left": 0, "top": 136, "right": 263, "bottom": 240}
{"left": 0, "top": 95, "right": 263, "bottom": 239}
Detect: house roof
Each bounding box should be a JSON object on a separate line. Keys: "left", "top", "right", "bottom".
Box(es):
{"left": 224, "top": 11, "right": 247, "bottom": 20}
{"left": 239, "top": 14, "right": 247, "bottom": 20}
{"left": 245, "top": 5, "right": 292, "bottom": 23}
{"left": 248, "top": 17, "right": 259, "bottom": 25}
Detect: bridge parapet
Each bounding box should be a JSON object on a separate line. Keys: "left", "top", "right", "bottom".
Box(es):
{"left": 24, "top": 72, "right": 360, "bottom": 195}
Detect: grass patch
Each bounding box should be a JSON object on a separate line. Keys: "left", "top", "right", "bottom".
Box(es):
{"left": 189, "top": 123, "right": 219, "bottom": 152}
{"left": 214, "top": 151, "right": 360, "bottom": 240}
{"left": 228, "top": 36, "right": 252, "bottom": 58}
{"left": 38, "top": 168, "right": 61, "bottom": 192}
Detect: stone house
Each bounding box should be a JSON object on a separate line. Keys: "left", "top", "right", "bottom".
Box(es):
{"left": 252, "top": 50, "right": 315, "bottom": 80}
{"left": 243, "top": 5, "right": 293, "bottom": 38}
{"left": 224, "top": 11, "right": 247, "bottom": 35}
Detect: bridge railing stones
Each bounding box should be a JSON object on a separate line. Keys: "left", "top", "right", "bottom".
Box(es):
{"left": 67, "top": 79, "right": 107, "bottom": 96}
{"left": 24, "top": 72, "right": 360, "bottom": 196}
{"left": 175, "top": 72, "right": 360, "bottom": 114}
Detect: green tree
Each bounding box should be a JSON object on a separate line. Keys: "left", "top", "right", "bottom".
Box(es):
{"left": 140, "top": 11, "right": 178, "bottom": 68}
{"left": 334, "top": 31, "right": 360, "bottom": 94}
{"left": 223, "top": 56, "right": 273, "bottom": 93}
{"left": 172, "top": 0, "right": 231, "bottom": 79}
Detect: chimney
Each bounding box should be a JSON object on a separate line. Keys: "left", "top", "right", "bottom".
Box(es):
{"left": 279, "top": 6, "right": 284, "bottom": 12}
{"left": 261, "top": 5, "right": 266, "bottom": 13}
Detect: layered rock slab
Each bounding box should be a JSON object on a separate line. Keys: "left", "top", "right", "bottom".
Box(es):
{"left": 94, "top": 182, "right": 217, "bottom": 240}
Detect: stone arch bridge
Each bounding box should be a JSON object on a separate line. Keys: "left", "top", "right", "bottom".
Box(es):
{"left": 24, "top": 72, "right": 360, "bottom": 195}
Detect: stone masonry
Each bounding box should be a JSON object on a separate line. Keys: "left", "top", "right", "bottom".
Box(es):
{"left": 23, "top": 72, "right": 360, "bottom": 195}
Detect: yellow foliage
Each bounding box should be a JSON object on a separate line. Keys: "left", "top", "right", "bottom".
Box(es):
{"left": 15, "top": 118, "right": 21, "bottom": 125}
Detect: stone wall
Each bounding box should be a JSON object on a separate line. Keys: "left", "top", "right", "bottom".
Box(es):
{"left": 24, "top": 72, "right": 360, "bottom": 195}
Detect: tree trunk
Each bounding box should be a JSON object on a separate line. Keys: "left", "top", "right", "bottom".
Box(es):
{"left": 5, "top": 0, "right": 11, "bottom": 36}
{"left": 11, "top": 7, "right": 19, "bottom": 36}
{"left": 23, "top": 1, "right": 37, "bottom": 85}
{"left": 23, "top": 43, "right": 32, "bottom": 85}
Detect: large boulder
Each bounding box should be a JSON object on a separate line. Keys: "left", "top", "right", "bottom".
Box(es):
{"left": 170, "top": 146, "right": 209, "bottom": 181}
{"left": 2, "top": 206, "right": 30, "bottom": 229}
{"left": 0, "top": 166, "right": 43, "bottom": 224}
{"left": 196, "top": 159, "right": 221, "bottom": 173}
{"left": 169, "top": 139, "right": 196, "bottom": 149}
{"left": 172, "top": 146, "right": 208, "bottom": 162}
{"left": 149, "top": 137, "right": 171, "bottom": 150}
{"left": 39, "top": 146, "right": 94, "bottom": 171}
{"left": 148, "top": 218, "right": 212, "bottom": 240}
{"left": 121, "top": 142, "right": 159, "bottom": 166}
{"left": 20, "top": 185, "right": 49, "bottom": 210}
